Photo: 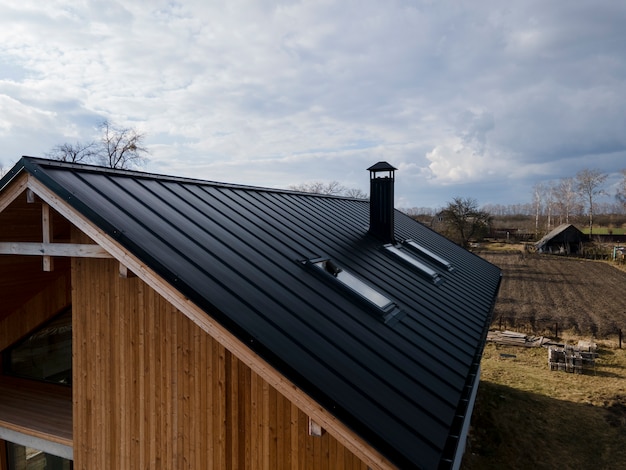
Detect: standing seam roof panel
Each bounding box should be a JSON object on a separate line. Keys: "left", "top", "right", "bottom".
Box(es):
{"left": 13, "top": 158, "right": 502, "bottom": 470}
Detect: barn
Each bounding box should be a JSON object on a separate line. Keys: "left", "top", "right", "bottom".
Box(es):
{"left": 0, "top": 157, "right": 501, "bottom": 469}
{"left": 535, "top": 224, "right": 585, "bottom": 255}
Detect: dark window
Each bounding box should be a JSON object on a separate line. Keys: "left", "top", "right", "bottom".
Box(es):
{"left": 4, "top": 308, "right": 72, "bottom": 385}
{"left": 6, "top": 442, "right": 72, "bottom": 470}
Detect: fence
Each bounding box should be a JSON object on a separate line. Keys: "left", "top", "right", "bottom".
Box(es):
{"left": 493, "top": 315, "right": 623, "bottom": 346}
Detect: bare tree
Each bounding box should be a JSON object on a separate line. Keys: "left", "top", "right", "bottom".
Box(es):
{"left": 46, "top": 141, "right": 99, "bottom": 163}
{"left": 48, "top": 120, "right": 149, "bottom": 170}
{"left": 343, "top": 187, "right": 368, "bottom": 199}
{"left": 554, "top": 177, "right": 580, "bottom": 224}
{"left": 98, "top": 120, "right": 149, "bottom": 169}
{"left": 576, "top": 168, "right": 607, "bottom": 238}
{"left": 289, "top": 181, "right": 366, "bottom": 198}
{"left": 544, "top": 182, "right": 558, "bottom": 231}
{"left": 616, "top": 169, "right": 626, "bottom": 211}
{"left": 532, "top": 183, "right": 545, "bottom": 238}
{"left": 439, "top": 196, "right": 492, "bottom": 248}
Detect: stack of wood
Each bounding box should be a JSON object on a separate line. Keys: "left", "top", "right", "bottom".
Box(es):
{"left": 548, "top": 343, "right": 597, "bottom": 374}
{"left": 487, "top": 330, "right": 548, "bottom": 347}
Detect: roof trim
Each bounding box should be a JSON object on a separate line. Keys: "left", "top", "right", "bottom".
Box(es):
{"left": 20, "top": 169, "right": 398, "bottom": 470}
{"left": 0, "top": 170, "right": 29, "bottom": 214}
{"left": 367, "top": 161, "right": 397, "bottom": 172}
{"left": 17, "top": 156, "right": 361, "bottom": 199}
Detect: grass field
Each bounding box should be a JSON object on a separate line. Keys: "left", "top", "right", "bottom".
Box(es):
{"left": 580, "top": 227, "right": 626, "bottom": 235}
{"left": 461, "top": 249, "right": 626, "bottom": 469}
{"left": 462, "top": 343, "right": 626, "bottom": 469}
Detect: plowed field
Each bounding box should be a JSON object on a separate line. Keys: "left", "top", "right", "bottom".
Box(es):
{"left": 479, "top": 250, "right": 626, "bottom": 338}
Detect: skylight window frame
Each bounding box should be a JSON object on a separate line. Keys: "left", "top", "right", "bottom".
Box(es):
{"left": 304, "top": 258, "right": 402, "bottom": 324}
{"left": 403, "top": 239, "right": 454, "bottom": 272}
{"left": 384, "top": 244, "right": 443, "bottom": 285}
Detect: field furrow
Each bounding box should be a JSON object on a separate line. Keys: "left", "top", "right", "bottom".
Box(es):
{"left": 480, "top": 251, "right": 626, "bottom": 337}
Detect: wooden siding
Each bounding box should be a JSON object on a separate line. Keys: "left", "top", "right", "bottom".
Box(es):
{"left": 72, "top": 255, "right": 369, "bottom": 470}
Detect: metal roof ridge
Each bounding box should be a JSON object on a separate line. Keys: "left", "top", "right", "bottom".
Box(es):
{"left": 16, "top": 156, "right": 369, "bottom": 200}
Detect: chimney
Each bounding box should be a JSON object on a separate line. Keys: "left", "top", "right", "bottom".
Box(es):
{"left": 367, "top": 161, "right": 397, "bottom": 243}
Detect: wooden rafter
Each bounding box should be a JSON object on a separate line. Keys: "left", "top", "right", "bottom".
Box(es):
{"left": 0, "top": 242, "right": 112, "bottom": 258}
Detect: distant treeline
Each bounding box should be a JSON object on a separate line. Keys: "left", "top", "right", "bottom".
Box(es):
{"left": 402, "top": 200, "right": 626, "bottom": 218}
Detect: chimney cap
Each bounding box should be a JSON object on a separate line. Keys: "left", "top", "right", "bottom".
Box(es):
{"left": 367, "top": 161, "right": 397, "bottom": 172}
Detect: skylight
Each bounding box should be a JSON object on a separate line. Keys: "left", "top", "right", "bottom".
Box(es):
{"left": 403, "top": 239, "right": 454, "bottom": 271}
{"left": 312, "top": 259, "right": 393, "bottom": 309}
{"left": 385, "top": 245, "right": 443, "bottom": 284}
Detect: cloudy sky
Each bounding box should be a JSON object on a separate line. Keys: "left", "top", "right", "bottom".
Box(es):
{"left": 1, "top": 0, "right": 625, "bottom": 209}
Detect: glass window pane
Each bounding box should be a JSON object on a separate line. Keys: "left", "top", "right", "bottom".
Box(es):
{"left": 385, "top": 245, "right": 440, "bottom": 280}
{"left": 313, "top": 261, "right": 393, "bottom": 309}
{"left": 336, "top": 269, "right": 392, "bottom": 308}
{"left": 5, "top": 308, "right": 72, "bottom": 385}
{"left": 404, "top": 240, "right": 453, "bottom": 270}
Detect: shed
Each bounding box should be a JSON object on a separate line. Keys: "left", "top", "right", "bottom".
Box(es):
{"left": 535, "top": 224, "right": 585, "bottom": 254}
{"left": 0, "top": 157, "right": 501, "bottom": 469}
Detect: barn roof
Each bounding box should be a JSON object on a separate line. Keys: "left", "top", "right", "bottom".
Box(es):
{"left": 535, "top": 224, "right": 585, "bottom": 251}
{"left": 1, "top": 157, "right": 501, "bottom": 469}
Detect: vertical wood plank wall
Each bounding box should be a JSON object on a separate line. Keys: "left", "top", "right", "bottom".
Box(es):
{"left": 72, "top": 256, "right": 368, "bottom": 470}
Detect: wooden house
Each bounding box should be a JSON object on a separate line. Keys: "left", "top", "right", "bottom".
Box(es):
{"left": 0, "top": 158, "right": 501, "bottom": 469}
{"left": 535, "top": 224, "right": 585, "bottom": 255}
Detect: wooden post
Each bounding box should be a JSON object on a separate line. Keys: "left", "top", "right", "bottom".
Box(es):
{"left": 555, "top": 322, "right": 558, "bottom": 339}
{"left": 619, "top": 329, "right": 622, "bottom": 349}
{"left": 42, "top": 202, "right": 54, "bottom": 272}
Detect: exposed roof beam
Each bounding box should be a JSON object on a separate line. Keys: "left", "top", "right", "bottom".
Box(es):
{"left": 0, "top": 242, "right": 113, "bottom": 258}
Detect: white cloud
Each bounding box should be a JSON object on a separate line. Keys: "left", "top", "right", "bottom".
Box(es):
{"left": 0, "top": 0, "right": 625, "bottom": 208}
{"left": 425, "top": 137, "right": 512, "bottom": 184}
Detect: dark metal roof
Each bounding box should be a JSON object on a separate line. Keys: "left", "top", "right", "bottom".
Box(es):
{"left": 9, "top": 157, "right": 501, "bottom": 469}
{"left": 367, "top": 161, "right": 397, "bottom": 172}
{"left": 535, "top": 223, "right": 585, "bottom": 250}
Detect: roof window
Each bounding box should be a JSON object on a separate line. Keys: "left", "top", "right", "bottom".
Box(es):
{"left": 403, "top": 239, "right": 454, "bottom": 271}
{"left": 312, "top": 259, "right": 393, "bottom": 309}
{"left": 385, "top": 244, "right": 443, "bottom": 284}
{"left": 307, "top": 258, "right": 403, "bottom": 324}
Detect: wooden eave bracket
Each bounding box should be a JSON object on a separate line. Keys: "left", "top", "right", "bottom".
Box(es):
{"left": 119, "top": 263, "right": 137, "bottom": 278}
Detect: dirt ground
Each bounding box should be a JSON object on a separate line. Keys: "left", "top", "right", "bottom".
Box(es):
{"left": 479, "top": 248, "right": 626, "bottom": 338}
